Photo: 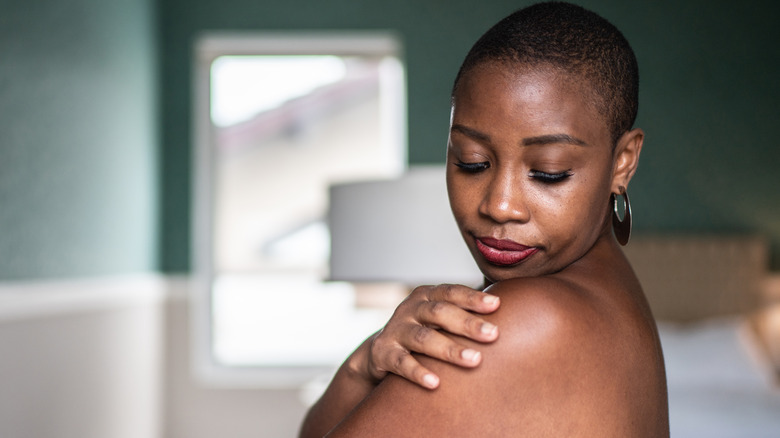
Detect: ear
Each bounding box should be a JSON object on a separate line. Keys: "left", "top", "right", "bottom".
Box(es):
{"left": 611, "top": 128, "right": 644, "bottom": 193}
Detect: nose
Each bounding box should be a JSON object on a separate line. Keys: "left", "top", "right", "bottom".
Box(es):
{"left": 478, "top": 167, "right": 530, "bottom": 224}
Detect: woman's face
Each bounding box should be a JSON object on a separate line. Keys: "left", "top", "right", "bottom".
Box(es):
{"left": 447, "top": 63, "right": 617, "bottom": 283}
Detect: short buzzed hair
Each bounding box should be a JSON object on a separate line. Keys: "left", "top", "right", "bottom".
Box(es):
{"left": 452, "top": 2, "right": 639, "bottom": 146}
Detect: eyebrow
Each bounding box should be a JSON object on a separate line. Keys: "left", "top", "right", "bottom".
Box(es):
{"left": 450, "top": 124, "right": 491, "bottom": 142}
{"left": 451, "top": 124, "right": 589, "bottom": 147}
{"left": 522, "top": 134, "right": 588, "bottom": 147}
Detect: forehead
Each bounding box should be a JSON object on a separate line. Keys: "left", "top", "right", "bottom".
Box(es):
{"left": 452, "top": 62, "right": 610, "bottom": 146}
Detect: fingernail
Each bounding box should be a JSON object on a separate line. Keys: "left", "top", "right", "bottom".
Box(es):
{"left": 461, "top": 348, "right": 480, "bottom": 362}
{"left": 423, "top": 374, "right": 439, "bottom": 388}
{"left": 483, "top": 295, "right": 499, "bottom": 305}
{"left": 481, "top": 322, "right": 497, "bottom": 336}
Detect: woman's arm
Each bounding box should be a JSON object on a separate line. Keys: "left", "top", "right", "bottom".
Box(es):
{"left": 298, "top": 333, "right": 381, "bottom": 438}
{"left": 299, "top": 284, "right": 500, "bottom": 438}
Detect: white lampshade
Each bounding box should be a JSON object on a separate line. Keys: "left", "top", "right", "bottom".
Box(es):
{"left": 328, "top": 165, "right": 483, "bottom": 286}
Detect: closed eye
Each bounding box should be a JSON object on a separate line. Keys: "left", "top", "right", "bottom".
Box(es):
{"left": 454, "top": 161, "right": 490, "bottom": 173}
{"left": 530, "top": 170, "right": 572, "bottom": 183}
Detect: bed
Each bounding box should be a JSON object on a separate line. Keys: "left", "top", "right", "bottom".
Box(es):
{"left": 623, "top": 236, "right": 780, "bottom": 437}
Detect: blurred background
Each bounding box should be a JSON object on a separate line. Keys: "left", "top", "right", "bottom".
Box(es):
{"left": 1, "top": 0, "right": 779, "bottom": 437}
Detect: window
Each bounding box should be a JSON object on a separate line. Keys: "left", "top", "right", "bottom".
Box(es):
{"left": 192, "top": 33, "right": 407, "bottom": 387}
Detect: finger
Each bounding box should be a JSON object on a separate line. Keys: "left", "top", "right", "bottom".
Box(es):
{"left": 428, "top": 284, "right": 501, "bottom": 314}
{"left": 401, "top": 325, "right": 487, "bottom": 368}
{"left": 417, "top": 300, "right": 499, "bottom": 343}
{"left": 390, "top": 350, "right": 440, "bottom": 390}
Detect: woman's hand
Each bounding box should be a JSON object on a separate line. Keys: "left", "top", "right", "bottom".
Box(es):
{"left": 299, "top": 284, "right": 499, "bottom": 438}
{"left": 366, "top": 284, "right": 500, "bottom": 389}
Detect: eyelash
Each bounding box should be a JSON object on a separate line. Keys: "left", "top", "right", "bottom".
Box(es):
{"left": 455, "top": 161, "right": 572, "bottom": 184}
{"left": 454, "top": 161, "right": 490, "bottom": 173}
{"left": 529, "top": 170, "right": 573, "bottom": 184}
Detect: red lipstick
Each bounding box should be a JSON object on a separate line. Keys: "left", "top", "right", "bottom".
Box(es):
{"left": 476, "top": 237, "right": 538, "bottom": 266}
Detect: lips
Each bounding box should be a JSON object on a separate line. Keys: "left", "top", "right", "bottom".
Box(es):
{"left": 476, "top": 237, "right": 539, "bottom": 266}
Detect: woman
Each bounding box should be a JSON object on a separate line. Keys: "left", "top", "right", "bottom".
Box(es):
{"left": 300, "top": 3, "right": 669, "bottom": 436}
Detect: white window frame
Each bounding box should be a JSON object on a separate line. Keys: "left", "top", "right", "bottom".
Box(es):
{"left": 191, "top": 31, "right": 407, "bottom": 388}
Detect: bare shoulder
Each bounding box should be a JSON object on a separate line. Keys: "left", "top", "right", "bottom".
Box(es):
{"left": 475, "top": 276, "right": 667, "bottom": 435}
{"left": 327, "top": 276, "right": 668, "bottom": 437}
{"left": 482, "top": 276, "right": 610, "bottom": 348}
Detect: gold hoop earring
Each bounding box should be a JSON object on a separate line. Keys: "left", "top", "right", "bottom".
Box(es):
{"left": 612, "top": 186, "right": 631, "bottom": 246}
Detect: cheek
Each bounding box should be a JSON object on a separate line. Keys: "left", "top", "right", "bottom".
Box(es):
{"left": 446, "top": 171, "right": 463, "bottom": 219}
{"left": 532, "top": 179, "right": 609, "bottom": 236}
{"left": 447, "top": 175, "right": 474, "bottom": 221}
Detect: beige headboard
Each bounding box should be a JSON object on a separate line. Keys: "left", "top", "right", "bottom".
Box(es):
{"left": 622, "top": 235, "right": 769, "bottom": 322}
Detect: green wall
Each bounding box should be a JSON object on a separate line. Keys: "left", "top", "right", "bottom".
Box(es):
{"left": 159, "top": 0, "right": 780, "bottom": 271}
{"left": 2, "top": 0, "right": 779, "bottom": 279}
{"left": 627, "top": 1, "right": 780, "bottom": 264}
{"left": 0, "top": 0, "right": 158, "bottom": 279}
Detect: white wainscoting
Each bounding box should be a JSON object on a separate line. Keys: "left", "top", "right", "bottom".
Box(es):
{"left": 0, "top": 274, "right": 309, "bottom": 438}
{"left": 0, "top": 274, "right": 168, "bottom": 438}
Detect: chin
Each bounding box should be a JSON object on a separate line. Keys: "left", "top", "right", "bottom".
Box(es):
{"left": 478, "top": 263, "right": 542, "bottom": 284}
{"left": 478, "top": 253, "right": 576, "bottom": 283}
